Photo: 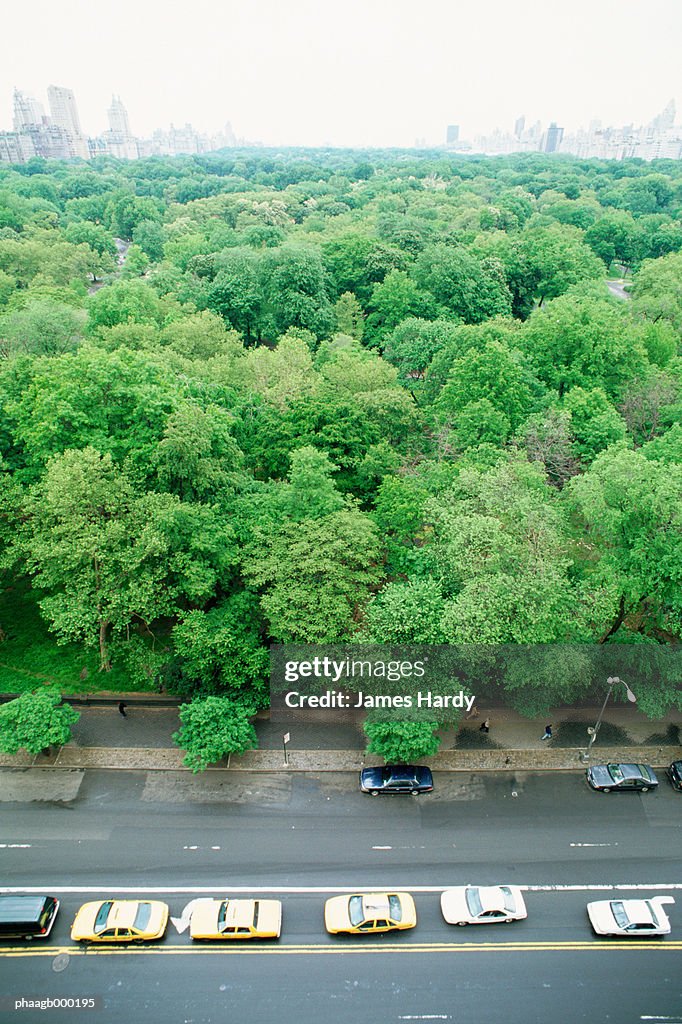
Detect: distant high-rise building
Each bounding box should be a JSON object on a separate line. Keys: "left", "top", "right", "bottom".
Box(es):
{"left": 446, "top": 124, "right": 459, "bottom": 144}
{"left": 543, "top": 122, "right": 564, "bottom": 153}
{"left": 108, "top": 95, "right": 131, "bottom": 138}
{"left": 48, "top": 85, "right": 82, "bottom": 135}
{"left": 47, "top": 85, "right": 89, "bottom": 158}
{"left": 13, "top": 89, "right": 45, "bottom": 130}
{"left": 514, "top": 115, "right": 525, "bottom": 139}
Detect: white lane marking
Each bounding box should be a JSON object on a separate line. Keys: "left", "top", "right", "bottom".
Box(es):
{"left": 372, "top": 846, "right": 392, "bottom": 850}
{"left": 399, "top": 1017, "right": 450, "bottom": 1021}
{"left": 170, "top": 898, "right": 215, "bottom": 934}
{"left": 2, "top": 883, "right": 682, "bottom": 895}
{"left": 570, "top": 843, "right": 617, "bottom": 847}
{"left": 0, "top": 844, "right": 32, "bottom": 848}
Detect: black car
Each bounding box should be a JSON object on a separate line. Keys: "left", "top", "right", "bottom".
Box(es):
{"left": 586, "top": 762, "right": 659, "bottom": 793}
{"left": 667, "top": 760, "right": 682, "bottom": 792}
{"left": 359, "top": 764, "right": 433, "bottom": 796}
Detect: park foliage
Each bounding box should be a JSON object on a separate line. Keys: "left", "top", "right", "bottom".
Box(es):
{"left": 1, "top": 148, "right": 682, "bottom": 761}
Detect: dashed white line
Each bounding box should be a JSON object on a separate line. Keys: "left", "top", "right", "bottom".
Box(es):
{"left": 1, "top": 883, "right": 682, "bottom": 895}
{"left": 0, "top": 844, "right": 32, "bottom": 849}
{"left": 570, "top": 843, "right": 617, "bottom": 848}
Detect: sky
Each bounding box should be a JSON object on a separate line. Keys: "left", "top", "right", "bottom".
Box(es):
{"left": 2, "top": 0, "right": 680, "bottom": 147}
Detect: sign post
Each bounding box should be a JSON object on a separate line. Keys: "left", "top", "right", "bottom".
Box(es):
{"left": 283, "top": 732, "right": 290, "bottom": 766}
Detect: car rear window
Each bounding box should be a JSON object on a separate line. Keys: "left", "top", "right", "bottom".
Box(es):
{"left": 94, "top": 902, "right": 113, "bottom": 934}
{"left": 349, "top": 895, "right": 364, "bottom": 927}
{"left": 133, "top": 903, "right": 152, "bottom": 931}
{"left": 387, "top": 895, "right": 402, "bottom": 921}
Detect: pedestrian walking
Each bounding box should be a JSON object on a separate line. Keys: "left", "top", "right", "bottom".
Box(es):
{"left": 118, "top": 701, "right": 127, "bottom": 717}
{"left": 541, "top": 724, "right": 552, "bottom": 741}
{"left": 465, "top": 704, "right": 480, "bottom": 720}
{"left": 479, "top": 718, "right": 490, "bottom": 734}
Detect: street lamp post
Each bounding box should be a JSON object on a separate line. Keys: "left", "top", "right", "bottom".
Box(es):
{"left": 579, "top": 675, "right": 637, "bottom": 763}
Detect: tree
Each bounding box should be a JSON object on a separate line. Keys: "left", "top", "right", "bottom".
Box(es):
{"left": 363, "top": 719, "right": 441, "bottom": 762}
{"left": 171, "top": 592, "right": 269, "bottom": 704}
{"left": 259, "top": 245, "right": 335, "bottom": 340}
{"left": 631, "top": 251, "right": 682, "bottom": 333}
{"left": 17, "top": 448, "right": 235, "bottom": 671}
{"left": 172, "top": 696, "right": 258, "bottom": 773}
{"left": 567, "top": 445, "right": 682, "bottom": 637}
{"left": 333, "top": 291, "right": 364, "bottom": 340}
{"left": 362, "top": 579, "right": 445, "bottom": 643}
{"left": 562, "top": 387, "right": 627, "bottom": 464}
{"left": 205, "top": 249, "right": 262, "bottom": 343}
{"left": 364, "top": 270, "right": 435, "bottom": 346}
{"left": 243, "top": 509, "right": 382, "bottom": 642}
{"left": 87, "top": 279, "right": 164, "bottom": 332}
{"left": 413, "top": 244, "right": 512, "bottom": 324}
{"left": 519, "top": 293, "right": 649, "bottom": 399}
{"left": 0, "top": 688, "right": 79, "bottom": 755}
{"left": 436, "top": 341, "right": 537, "bottom": 436}
{"left": 0, "top": 299, "right": 84, "bottom": 358}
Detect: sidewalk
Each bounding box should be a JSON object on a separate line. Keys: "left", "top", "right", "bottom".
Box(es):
{"left": 0, "top": 700, "right": 680, "bottom": 773}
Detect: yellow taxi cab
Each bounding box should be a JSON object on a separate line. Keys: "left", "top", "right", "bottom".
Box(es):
{"left": 190, "top": 898, "right": 282, "bottom": 940}
{"left": 324, "top": 892, "right": 417, "bottom": 935}
{"left": 71, "top": 900, "right": 169, "bottom": 942}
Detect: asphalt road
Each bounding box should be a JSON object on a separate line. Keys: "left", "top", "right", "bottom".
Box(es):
{"left": 1, "top": 769, "right": 681, "bottom": 1024}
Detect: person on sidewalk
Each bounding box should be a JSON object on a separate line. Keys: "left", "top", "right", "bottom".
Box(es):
{"left": 541, "top": 724, "right": 552, "bottom": 741}
{"left": 479, "top": 718, "right": 490, "bottom": 734}
{"left": 465, "top": 704, "right": 480, "bottom": 720}
{"left": 118, "top": 701, "right": 127, "bottom": 717}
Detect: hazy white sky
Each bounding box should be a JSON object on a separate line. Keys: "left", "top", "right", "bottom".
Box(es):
{"left": 2, "top": 0, "right": 679, "bottom": 146}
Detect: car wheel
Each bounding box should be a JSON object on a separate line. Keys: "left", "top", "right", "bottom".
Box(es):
{"left": 411, "top": 789, "right": 420, "bottom": 796}
{"left": 640, "top": 786, "right": 649, "bottom": 792}
{"left": 370, "top": 790, "right": 379, "bottom": 797}
{"left": 457, "top": 921, "right": 467, "bottom": 927}
{"left": 505, "top": 918, "right": 514, "bottom": 923}
{"left": 601, "top": 787, "right": 611, "bottom": 793}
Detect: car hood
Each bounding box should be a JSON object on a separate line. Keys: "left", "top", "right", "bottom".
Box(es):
{"left": 440, "top": 888, "right": 470, "bottom": 923}
{"left": 324, "top": 895, "right": 352, "bottom": 931}
{"left": 587, "top": 765, "right": 613, "bottom": 786}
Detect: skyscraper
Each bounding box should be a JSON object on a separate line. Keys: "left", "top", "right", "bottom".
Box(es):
{"left": 543, "top": 122, "right": 564, "bottom": 153}
{"left": 108, "top": 95, "right": 131, "bottom": 137}
{"left": 13, "top": 89, "right": 45, "bottom": 130}
{"left": 446, "top": 124, "right": 460, "bottom": 144}
{"left": 47, "top": 85, "right": 89, "bottom": 158}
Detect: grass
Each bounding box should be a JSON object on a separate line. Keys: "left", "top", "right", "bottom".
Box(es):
{"left": 552, "top": 720, "right": 632, "bottom": 748}
{"left": 0, "top": 578, "right": 134, "bottom": 695}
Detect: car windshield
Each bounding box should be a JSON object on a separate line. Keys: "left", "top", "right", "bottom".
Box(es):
{"left": 348, "top": 896, "right": 365, "bottom": 927}
{"left": 466, "top": 889, "right": 484, "bottom": 916}
{"left": 133, "top": 903, "right": 152, "bottom": 931}
{"left": 93, "top": 901, "right": 113, "bottom": 934}
{"left": 607, "top": 765, "right": 624, "bottom": 783}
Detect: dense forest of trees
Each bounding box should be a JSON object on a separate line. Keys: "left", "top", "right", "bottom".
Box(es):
{"left": 0, "top": 147, "right": 681, "bottom": 726}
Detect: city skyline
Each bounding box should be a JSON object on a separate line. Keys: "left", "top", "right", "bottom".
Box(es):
{"left": 2, "top": 0, "right": 680, "bottom": 148}
{"left": 2, "top": 82, "right": 681, "bottom": 162}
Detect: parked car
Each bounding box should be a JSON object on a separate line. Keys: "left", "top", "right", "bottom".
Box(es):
{"left": 71, "top": 900, "right": 169, "bottom": 942}
{"left": 324, "top": 892, "right": 417, "bottom": 934}
{"left": 587, "top": 897, "right": 674, "bottom": 937}
{"left": 440, "top": 885, "right": 527, "bottom": 926}
{"left": 0, "top": 895, "right": 59, "bottom": 940}
{"left": 667, "top": 760, "right": 682, "bottom": 792}
{"left": 359, "top": 765, "right": 433, "bottom": 796}
{"left": 586, "top": 763, "right": 658, "bottom": 793}
{"left": 190, "top": 898, "right": 282, "bottom": 940}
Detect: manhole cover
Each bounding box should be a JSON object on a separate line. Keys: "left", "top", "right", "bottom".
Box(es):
{"left": 52, "top": 953, "right": 70, "bottom": 973}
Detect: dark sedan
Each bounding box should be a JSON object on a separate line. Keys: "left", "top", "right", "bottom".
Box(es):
{"left": 586, "top": 763, "right": 658, "bottom": 793}
{"left": 667, "top": 760, "right": 682, "bottom": 792}
{"left": 359, "top": 765, "right": 433, "bottom": 796}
